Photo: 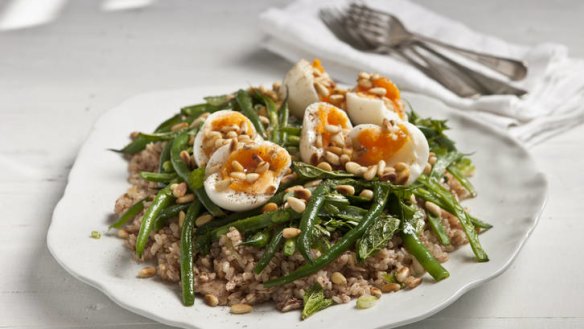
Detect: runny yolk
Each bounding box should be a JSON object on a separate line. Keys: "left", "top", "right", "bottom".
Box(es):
{"left": 316, "top": 105, "right": 350, "bottom": 147}
{"left": 356, "top": 76, "right": 405, "bottom": 119}
{"left": 311, "top": 59, "right": 336, "bottom": 103}
{"left": 220, "top": 145, "right": 290, "bottom": 194}
{"left": 353, "top": 125, "right": 409, "bottom": 166}
{"left": 203, "top": 113, "right": 254, "bottom": 156}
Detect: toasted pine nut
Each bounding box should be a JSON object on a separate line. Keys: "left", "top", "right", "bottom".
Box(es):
{"left": 171, "top": 182, "right": 187, "bottom": 198}
{"left": 256, "top": 161, "right": 270, "bottom": 174}
{"left": 369, "top": 87, "right": 387, "bottom": 96}
{"left": 287, "top": 196, "right": 306, "bottom": 213}
{"left": 215, "top": 178, "right": 232, "bottom": 191}
{"left": 262, "top": 202, "right": 278, "bottom": 213}
{"left": 294, "top": 188, "right": 312, "bottom": 201}
{"left": 331, "top": 272, "right": 347, "bottom": 286}
{"left": 117, "top": 229, "right": 129, "bottom": 239}
{"left": 396, "top": 167, "right": 410, "bottom": 185}
{"left": 423, "top": 163, "right": 432, "bottom": 175}
{"left": 370, "top": 287, "right": 382, "bottom": 298}
{"left": 394, "top": 162, "right": 409, "bottom": 172}
{"left": 359, "top": 189, "right": 374, "bottom": 200}
{"left": 405, "top": 277, "right": 422, "bottom": 289}
{"left": 396, "top": 267, "right": 410, "bottom": 283}
{"left": 314, "top": 82, "right": 330, "bottom": 97}
{"left": 324, "top": 124, "right": 341, "bottom": 134}
{"left": 282, "top": 227, "right": 301, "bottom": 239}
{"left": 230, "top": 303, "right": 253, "bottom": 314}
{"left": 358, "top": 72, "right": 371, "bottom": 80}
{"left": 178, "top": 210, "right": 186, "bottom": 228}
{"left": 231, "top": 160, "right": 244, "bottom": 172}
{"left": 380, "top": 283, "right": 401, "bottom": 293}
{"left": 358, "top": 79, "right": 372, "bottom": 88}
{"left": 340, "top": 154, "right": 351, "bottom": 165}
{"left": 330, "top": 132, "right": 345, "bottom": 146}
{"left": 195, "top": 214, "right": 214, "bottom": 227}
{"left": 317, "top": 162, "right": 333, "bottom": 171}
{"left": 345, "top": 161, "right": 362, "bottom": 175}
{"left": 204, "top": 294, "right": 219, "bottom": 307}
{"left": 336, "top": 184, "right": 355, "bottom": 196}
{"left": 325, "top": 151, "right": 340, "bottom": 166}
{"left": 425, "top": 201, "right": 442, "bottom": 217}
{"left": 363, "top": 165, "right": 378, "bottom": 181}
{"left": 170, "top": 122, "right": 189, "bottom": 132}
{"left": 246, "top": 173, "right": 260, "bottom": 183}
{"left": 230, "top": 172, "right": 246, "bottom": 180}
{"left": 176, "top": 194, "right": 195, "bottom": 204}
{"left": 377, "top": 160, "right": 386, "bottom": 176}
{"left": 429, "top": 155, "right": 437, "bottom": 165}
{"left": 137, "top": 266, "right": 156, "bottom": 278}
{"left": 328, "top": 146, "right": 343, "bottom": 155}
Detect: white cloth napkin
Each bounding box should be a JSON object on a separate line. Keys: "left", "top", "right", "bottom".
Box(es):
{"left": 259, "top": 0, "right": 584, "bottom": 147}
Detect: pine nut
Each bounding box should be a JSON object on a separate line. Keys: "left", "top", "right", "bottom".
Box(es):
{"left": 370, "top": 287, "right": 382, "bottom": 298}
{"left": 281, "top": 173, "right": 297, "bottom": 185}
{"left": 396, "top": 167, "right": 410, "bottom": 185}
{"left": 394, "top": 162, "right": 409, "bottom": 172}
{"left": 359, "top": 189, "right": 374, "bottom": 200}
{"left": 429, "top": 155, "right": 437, "bottom": 165}
{"left": 262, "top": 202, "right": 278, "bottom": 213}
{"left": 180, "top": 150, "right": 191, "bottom": 166}
{"left": 137, "top": 266, "right": 156, "bottom": 278}
{"left": 317, "top": 162, "right": 333, "bottom": 171}
{"left": 336, "top": 184, "right": 355, "bottom": 196}
{"left": 240, "top": 121, "right": 248, "bottom": 134}
{"left": 315, "top": 135, "right": 323, "bottom": 148}
{"left": 215, "top": 178, "right": 232, "bottom": 191}
{"left": 423, "top": 162, "right": 432, "bottom": 175}
{"left": 265, "top": 184, "right": 277, "bottom": 194}
{"left": 230, "top": 172, "right": 246, "bottom": 180}
{"left": 195, "top": 214, "right": 214, "bottom": 227}
{"left": 396, "top": 267, "right": 410, "bottom": 283}
{"left": 325, "top": 124, "right": 341, "bottom": 134}
{"left": 206, "top": 131, "right": 222, "bottom": 139}
{"left": 331, "top": 272, "right": 347, "bottom": 285}
{"left": 358, "top": 72, "right": 371, "bottom": 80}
{"left": 314, "top": 82, "right": 330, "bottom": 97}
{"left": 405, "top": 277, "right": 422, "bottom": 289}
{"left": 425, "top": 201, "right": 442, "bottom": 217}
{"left": 214, "top": 138, "right": 225, "bottom": 149}
{"left": 364, "top": 165, "right": 378, "bottom": 181}
{"left": 178, "top": 210, "right": 186, "bottom": 228}
{"left": 246, "top": 173, "right": 260, "bottom": 183}
{"left": 226, "top": 131, "right": 238, "bottom": 139}
{"left": 171, "top": 182, "right": 187, "bottom": 198}
{"left": 117, "top": 229, "right": 128, "bottom": 239}
{"left": 256, "top": 161, "right": 270, "bottom": 174}
{"left": 380, "top": 283, "right": 401, "bottom": 293}
{"left": 358, "top": 79, "right": 372, "bottom": 88}
{"left": 259, "top": 116, "right": 270, "bottom": 125}
{"left": 170, "top": 122, "right": 189, "bottom": 132}
{"left": 328, "top": 146, "right": 343, "bottom": 155}
{"left": 304, "top": 179, "right": 322, "bottom": 188}
{"left": 330, "top": 133, "right": 345, "bottom": 147}
{"left": 176, "top": 194, "right": 195, "bottom": 204}
{"left": 377, "top": 160, "right": 386, "bottom": 176}
{"left": 294, "top": 188, "right": 312, "bottom": 201}
{"left": 325, "top": 151, "right": 340, "bottom": 166}
{"left": 287, "top": 196, "right": 306, "bottom": 213}
{"left": 231, "top": 160, "right": 244, "bottom": 172}
{"left": 345, "top": 161, "right": 362, "bottom": 175}
{"left": 369, "top": 87, "right": 387, "bottom": 96}
{"left": 282, "top": 227, "right": 301, "bottom": 239}
{"left": 330, "top": 94, "right": 345, "bottom": 101}
{"left": 230, "top": 303, "right": 253, "bottom": 314}
{"left": 340, "top": 154, "right": 351, "bottom": 165}
{"left": 204, "top": 294, "right": 219, "bottom": 307}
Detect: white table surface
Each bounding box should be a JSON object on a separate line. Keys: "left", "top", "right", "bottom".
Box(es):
{"left": 1, "top": 0, "right": 583, "bottom": 328}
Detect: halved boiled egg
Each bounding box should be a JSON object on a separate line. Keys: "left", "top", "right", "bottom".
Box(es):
{"left": 346, "top": 73, "right": 407, "bottom": 126}
{"left": 193, "top": 110, "right": 259, "bottom": 168}
{"left": 299, "top": 102, "right": 353, "bottom": 165}
{"left": 349, "top": 119, "right": 429, "bottom": 185}
{"left": 204, "top": 141, "right": 291, "bottom": 212}
{"left": 280, "top": 59, "right": 345, "bottom": 118}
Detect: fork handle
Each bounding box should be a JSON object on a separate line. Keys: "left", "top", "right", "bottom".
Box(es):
{"left": 414, "top": 35, "right": 528, "bottom": 81}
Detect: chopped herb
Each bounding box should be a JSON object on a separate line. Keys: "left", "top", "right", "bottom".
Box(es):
{"left": 90, "top": 230, "right": 102, "bottom": 239}
{"left": 301, "top": 284, "right": 334, "bottom": 320}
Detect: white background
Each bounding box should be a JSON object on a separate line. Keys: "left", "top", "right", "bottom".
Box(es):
{"left": 1, "top": 0, "right": 583, "bottom": 328}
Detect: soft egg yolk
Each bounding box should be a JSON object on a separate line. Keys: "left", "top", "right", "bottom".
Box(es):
{"left": 312, "top": 58, "right": 325, "bottom": 74}
{"left": 203, "top": 113, "right": 254, "bottom": 157}
{"left": 220, "top": 145, "right": 289, "bottom": 194}
{"left": 311, "top": 59, "right": 336, "bottom": 103}
{"left": 316, "top": 105, "right": 350, "bottom": 147}
{"left": 356, "top": 76, "right": 405, "bottom": 119}
{"left": 352, "top": 125, "right": 409, "bottom": 166}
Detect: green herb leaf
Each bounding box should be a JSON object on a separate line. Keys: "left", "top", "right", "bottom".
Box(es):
{"left": 301, "top": 284, "right": 334, "bottom": 320}
{"left": 356, "top": 214, "right": 400, "bottom": 261}
{"left": 292, "top": 162, "right": 354, "bottom": 180}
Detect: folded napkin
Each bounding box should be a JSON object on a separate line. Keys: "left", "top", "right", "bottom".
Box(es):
{"left": 259, "top": 0, "right": 584, "bottom": 147}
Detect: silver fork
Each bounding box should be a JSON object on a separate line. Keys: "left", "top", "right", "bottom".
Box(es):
{"left": 347, "top": 3, "right": 528, "bottom": 81}
{"left": 320, "top": 7, "right": 491, "bottom": 97}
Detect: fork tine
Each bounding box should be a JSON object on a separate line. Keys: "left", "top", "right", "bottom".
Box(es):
{"left": 319, "top": 7, "right": 372, "bottom": 51}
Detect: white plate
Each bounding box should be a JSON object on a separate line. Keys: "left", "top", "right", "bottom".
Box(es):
{"left": 47, "top": 87, "right": 547, "bottom": 329}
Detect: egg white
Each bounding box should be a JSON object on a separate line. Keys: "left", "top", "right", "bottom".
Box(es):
{"left": 203, "top": 141, "right": 291, "bottom": 212}
{"left": 279, "top": 59, "right": 319, "bottom": 119}
{"left": 193, "top": 110, "right": 259, "bottom": 168}
{"left": 349, "top": 121, "right": 429, "bottom": 185}
{"left": 299, "top": 102, "right": 352, "bottom": 164}
{"left": 346, "top": 92, "right": 402, "bottom": 126}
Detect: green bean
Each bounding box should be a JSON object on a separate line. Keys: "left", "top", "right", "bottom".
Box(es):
{"left": 155, "top": 114, "right": 185, "bottom": 133}
{"left": 254, "top": 229, "right": 284, "bottom": 274}
{"left": 297, "top": 182, "right": 332, "bottom": 262}
{"left": 280, "top": 126, "right": 301, "bottom": 135}
{"left": 180, "top": 103, "right": 220, "bottom": 117}
{"left": 212, "top": 208, "right": 300, "bottom": 239}
{"left": 416, "top": 176, "right": 488, "bottom": 262}
{"left": 469, "top": 215, "right": 493, "bottom": 230}
{"left": 140, "top": 171, "right": 178, "bottom": 183}
{"left": 240, "top": 231, "right": 271, "bottom": 248}
{"left": 110, "top": 199, "right": 145, "bottom": 229}
{"left": 447, "top": 166, "right": 477, "bottom": 198}
{"left": 426, "top": 212, "right": 451, "bottom": 246}
{"left": 430, "top": 152, "right": 461, "bottom": 179}
{"left": 278, "top": 97, "right": 289, "bottom": 144}
{"left": 283, "top": 238, "right": 297, "bottom": 256}
{"left": 153, "top": 203, "right": 191, "bottom": 231}
{"left": 402, "top": 230, "right": 450, "bottom": 281}
{"left": 136, "top": 185, "right": 174, "bottom": 258}
{"left": 264, "top": 183, "right": 390, "bottom": 287}
{"left": 113, "top": 132, "right": 177, "bottom": 155}
{"left": 170, "top": 132, "right": 225, "bottom": 217}
{"left": 159, "top": 142, "right": 172, "bottom": 172}
{"left": 256, "top": 93, "right": 280, "bottom": 144}
{"left": 180, "top": 200, "right": 202, "bottom": 306}
{"left": 235, "top": 90, "right": 267, "bottom": 138}
{"left": 284, "top": 135, "right": 300, "bottom": 147}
